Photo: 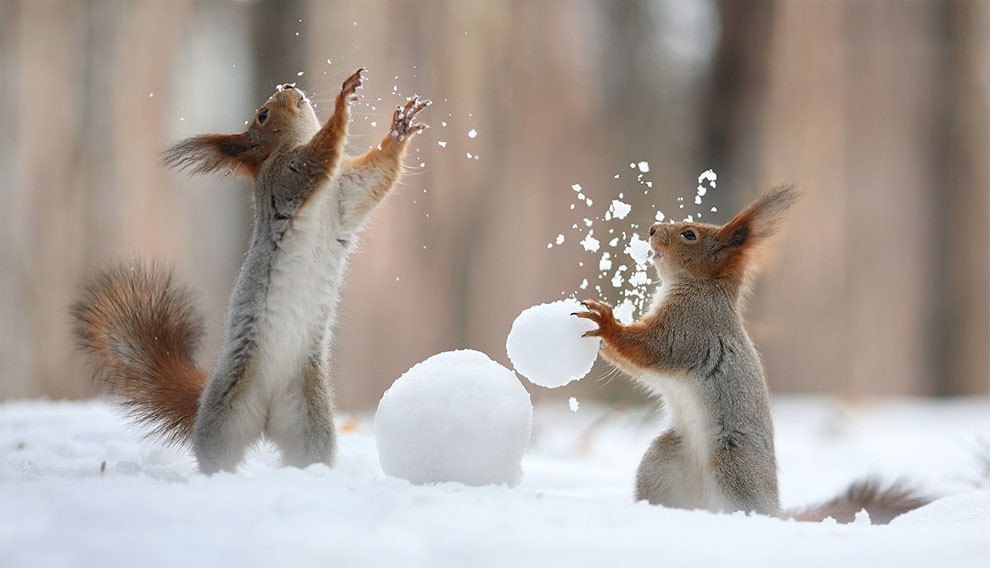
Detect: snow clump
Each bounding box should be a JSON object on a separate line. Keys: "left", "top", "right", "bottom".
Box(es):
{"left": 375, "top": 350, "right": 532, "bottom": 487}
{"left": 506, "top": 299, "right": 601, "bottom": 388}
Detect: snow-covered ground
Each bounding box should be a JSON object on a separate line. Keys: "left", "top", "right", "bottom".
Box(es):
{"left": 2, "top": 397, "right": 989, "bottom": 567}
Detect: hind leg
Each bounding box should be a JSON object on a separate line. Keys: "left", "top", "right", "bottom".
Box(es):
{"left": 193, "top": 368, "right": 266, "bottom": 474}
{"left": 635, "top": 430, "right": 709, "bottom": 510}
{"left": 266, "top": 360, "right": 336, "bottom": 469}
{"left": 709, "top": 442, "right": 780, "bottom": 515}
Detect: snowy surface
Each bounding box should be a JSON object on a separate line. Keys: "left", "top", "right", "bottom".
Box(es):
{"left": 506, "top": 299, "right": 600, "bottom": 388}
{"left": 2, "top": 397, "right": 990, "bottom": 567}
{"left": 374, "top": 350, "right": 532, "bottom": 486}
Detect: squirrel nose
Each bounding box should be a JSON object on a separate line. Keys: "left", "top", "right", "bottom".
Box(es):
{"left": 281, "top": 84, "right": 296, "bottom": 90}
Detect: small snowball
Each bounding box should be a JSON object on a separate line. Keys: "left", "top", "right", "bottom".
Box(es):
{"left": 571, "top": 183, "right": 583, "bottom": 193}
{"left": 438, "top": 141, "right": 447, "bottom": 148}
{"left": 506, "top": 299, "right": 601, "bottom": 389}
{"left": 375, "top": 350, "right": 532, "bottom": 486}
{"left": 637, "top": 161, "right": 650, "bottom": 173}
{"left": 555, "top": 234, "right": 565, "bottom": 245}
{"left": 568, "top": 397, "right": 580, "bottom": 412}
{"left": 468, "top": 129, "right": 478, "bottom": 139}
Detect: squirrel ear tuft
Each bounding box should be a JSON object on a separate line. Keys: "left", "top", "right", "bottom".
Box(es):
{"left": 161, "top": 133, "right": 263, "bottom": 179}
{"left": 716, "top": 184, "right": 798, "bottom": 250}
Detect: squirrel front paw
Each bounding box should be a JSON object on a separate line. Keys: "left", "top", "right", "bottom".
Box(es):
{"left": 573, "top": 300, "right": 618, "bottom": 338}
{"left": 390, "top": 95, "right": 431, "bottom": 142}
{"left": 339, "top": 67, "right": 366, "bottom": 105}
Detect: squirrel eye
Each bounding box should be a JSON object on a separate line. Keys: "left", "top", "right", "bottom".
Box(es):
{"left": 681, "top": 230, "right": 697, "bottom": 242}
{"left": 257, "top": 109, "right": 269, "bottom": 125}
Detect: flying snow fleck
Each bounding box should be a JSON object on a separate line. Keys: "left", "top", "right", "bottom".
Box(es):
{"left": 625, "top": 233, "right": 652, "bottom": 266}
{"left": 599, "top": 252, "right": 613, "bottom": 272}
{"left": 609, "top": 200, "right": 632, "bottom": 220}
{"left": 614, "top": 300, "right": 635, "bottom": 325}
{"left": 580, "top": 233, "right": 600, "bottom": 253}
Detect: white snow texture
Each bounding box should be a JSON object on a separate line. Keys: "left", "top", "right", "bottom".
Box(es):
{"left": 506, "top": 299, "right": 601, "bottom": 388}
{"left": 2, "top": 398, "right": 990, "bottom": 567}
{"left": 375, "top": 350, "right": 532, "bottom": 486}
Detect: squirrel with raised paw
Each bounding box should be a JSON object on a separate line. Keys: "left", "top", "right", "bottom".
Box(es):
{"left": 576, "top": 185, "right": 928, "bottom": 523}
{"left": 73, "top": 68, "right": 430, "bottom": 474}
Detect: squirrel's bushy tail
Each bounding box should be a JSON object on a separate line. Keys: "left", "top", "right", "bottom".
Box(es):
{"left": 72, "top": 262, "right": 206, "bottom": 444}
{"left": 784, "top": 477, "right": 930, "bottom": 525}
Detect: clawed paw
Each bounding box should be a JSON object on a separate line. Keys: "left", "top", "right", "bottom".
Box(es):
{"left": 340, "top": 67, "right": 366, "bottom": 104}
{"left": 572, "top": 300, "right": 615, "bottom": 337}
{"left": 390, "top": 95, "right": 431, "bottom": 142}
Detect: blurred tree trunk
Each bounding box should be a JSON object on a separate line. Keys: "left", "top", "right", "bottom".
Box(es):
{"left": 930, "top": 0, "right": 990, "bottom": 395}
{"left": 697, "top": 0, "right": 774, "bottom": 209}
{"left": 757, "top": 0, "right": 988, "bottom": 396}
{"left": 0, "top": 0, "right": 250, "bottom": 399}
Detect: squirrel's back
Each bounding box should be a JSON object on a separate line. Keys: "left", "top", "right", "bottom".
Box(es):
{"left": 72, "top": 262, "right": 206, "bottom": 444}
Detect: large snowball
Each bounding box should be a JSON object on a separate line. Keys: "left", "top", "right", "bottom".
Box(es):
{"left": 374, "top": 350, "right": 533, "bottom": 487}
{"left": 506, "top": 299, "right": 601, "bottom": 388}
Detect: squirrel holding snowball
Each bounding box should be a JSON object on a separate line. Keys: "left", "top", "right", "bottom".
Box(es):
{"left": 576, "top": 185, "right": 927, "bottom": 523}
{"left": 72, "top": 68, "right": 430, "bottom": 474}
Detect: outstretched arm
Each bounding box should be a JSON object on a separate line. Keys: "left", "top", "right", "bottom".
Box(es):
{"left": 298, "top": 68, "right": 366, "bottom": 179}
{"left": 574, "top": 300, "right": 662, "bottom": 374}
{"left": 336, "top": 96, "right": 430, "bottom": 231}
{"left": 576, "top": 299, "right": 726, "bottom": 379}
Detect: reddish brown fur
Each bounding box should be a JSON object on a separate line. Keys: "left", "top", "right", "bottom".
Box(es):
{"left": 161, "top": 133, "right": 265, "bottom": 179}
{"left": 784, "top": 478, "right": 930, "bottom": 524}
{"left": 363, "top": 96, "right": 430, "bottom": 203}
{"left": 72, "top": 263, "right": 206, "bottom": 444}
{"left": 301, "top": 71, "right": 364, "bottom": 178}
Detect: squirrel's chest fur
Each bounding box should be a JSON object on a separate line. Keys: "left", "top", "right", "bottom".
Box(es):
{"left": 227, "top": 181, "right": 353, "bottom": 394}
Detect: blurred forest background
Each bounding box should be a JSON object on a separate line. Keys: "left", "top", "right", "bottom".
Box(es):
{"left": 0, "top": 0, "right": 987, "bottom": 409}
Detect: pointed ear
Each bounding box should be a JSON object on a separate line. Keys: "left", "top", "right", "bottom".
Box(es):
{"left": 715, "top": 184, "right": 799, "bottom": 250}
{"left": 161, "top": 133, "right": 264, "bottom": 179}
